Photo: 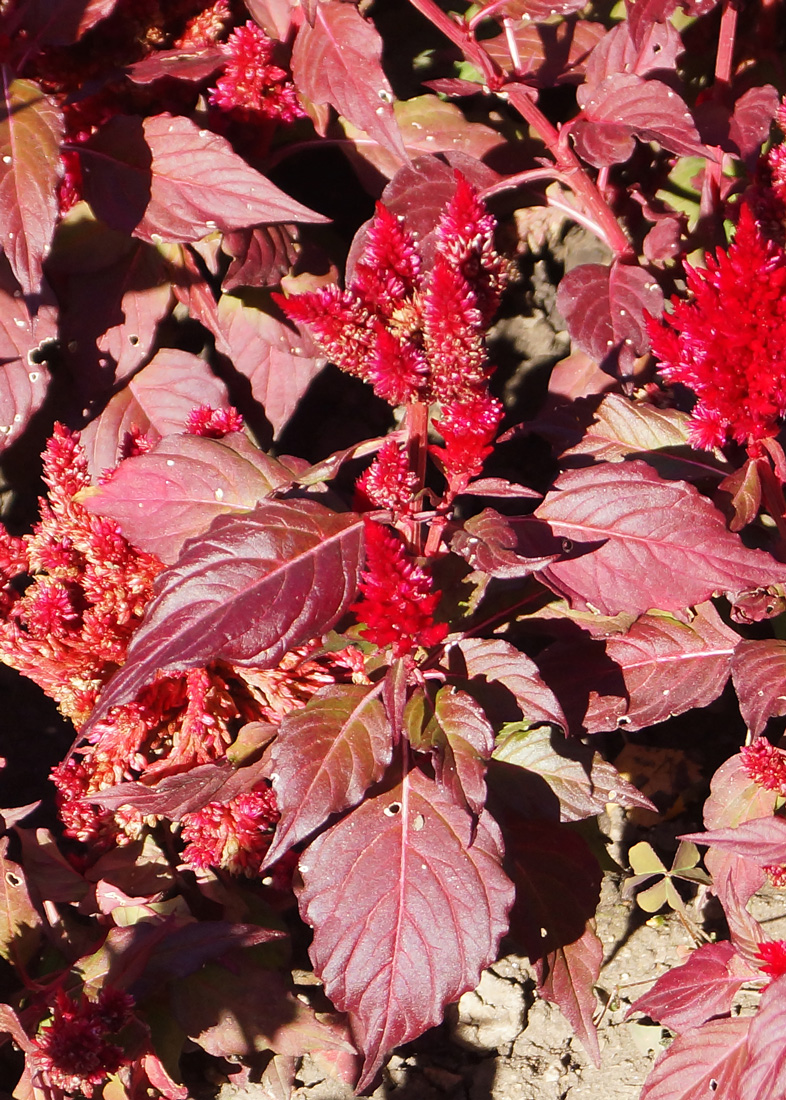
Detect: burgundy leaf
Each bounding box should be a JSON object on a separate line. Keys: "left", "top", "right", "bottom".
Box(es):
{"left": 82, "top": 113, "right": 328, "bottom": 244}
{"left": 0, "top": 837, "right": 41, "bottom": 964}
{"left": 729, "top": 85, "right": 781, "bottom": 161}
{"left": 719, "top": 458, "right": 762, "bottom": 533}
{"left": 0, "top": 261, "right": 53, "bottom": 450}
{"left": 342, "top": 95, "right": 505, "bottom": 184}
{"left": 3, "top": 0, "right": 117, "bottom": 45}
{"left": 493, "top": 724, "right": 655, "bottom": 821}
{"left": 458, "top": 477, "right": 541, "bottom": 498}
{"left": 703, "top": 753, "right": 778, "bottom": 832}
{"left": 537, "top": 926, "right": 603, "bottom": 1066}
{"left": 215, "top": 293, "right": 326, "bottom": 438}
{"left": 639, "top": 1016, "right": 749, "bottom": 1100}
{"left": 127, "top": 921, "right": 285, "bottom": 1001}
{"left": 682, "top": 818, "right": 786, "bottom": 866}
{"left": 490, "top": 0, "right": 587, "bottom": 21}
{"left": 124, "top": 47, "right": 225, "bottom": 85}
{"left": 572, "top": 74, "right": 705, "bottom": 168}
{"left": 55, "top": 237, "right": 173, "bottom": 397}
{"left": 291, "top": 3, "right": 406, "bottom": 163}
{"left": 559, "top": 393, "right": 728, "bottom": 483}
{"left": 451, "top": 508, "right": 560, "bottom": 578}
{"left": 82, "top": 433, "right": 293, "bottom": 563}
{"left": 536, "top": 628, "right": 627, "bottom": 734}
{"left": 296, "top": 768, "right": 514, "bottom": 1089}
{"left": 743, "top": 976, "right": 786, "bottom": 1097}
{"left": 505, "top": 818, "right": 602, "bottom": 962}
{"left": 556, "top": 261, "right": 663, "bottom": 371}
{"left": 87, "top": 755, "right": 273, "bottom": 820}
{"left": 542, "top": 604, "right": 738, "bottom": 733}
{"left": 82, "top": 501, "right": 365, "bottom": 738}
{"left": 629, "top": 941, "right": 753, "bottom": 1034}
{"left": 79, "top": 348, "right": 233, "bottom": 477}
{"left": 444, "top": 637, "right": 567, "bottom": 731}
{"left": 173, "top": 964, "right": 354, "bottom": 1058}
{"left": 245, "top": 0, "right": 297, "bottom": 39}
{"left": 263, "top": 684, "right": 392, "bottom": 867}
{"left": 533, "top": 461, "right": 785, "bottom": 616}
{"left": 0, "top": 74, "right": 63, "bottom": 295}
{"left": 485, "top": 21, "right": 604, "bottom": 88}
{"left": 407, "top": 687, "right": 494, "bottom": 819}
{"left": 583, "top": 21, "right": 683, "bottom": 93}
{"left": 732, "top": 639, "right": 786, "bottom": 737}
{"left": 221, "top": 225, "right": 300, "bottom": 291}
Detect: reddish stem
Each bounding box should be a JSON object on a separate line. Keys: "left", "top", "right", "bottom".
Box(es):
{"left": 701, "top": 0, "right": 738, "bottom": 224}
{"left": 405, "top": 401, "right": 429, "bottom": 553}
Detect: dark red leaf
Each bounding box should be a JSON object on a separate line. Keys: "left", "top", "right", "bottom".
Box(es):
{"left": 0, "top": 837, "right": 41, "bottom": 965}
{"left": 583, "top": 20, "right": 683, "bottom": 94}
{"left": 743, "top": 976, "right": 786, "bottom": 1097}
{"left": 629, "top": 941, "right": 753, "bottom": 1034}
{"left": 407, "top": 687, "right": 494, "bottom": 819}
{"left": 572, "top": 74, "right": 705, "bottom": 168}
{"left": 291, "top": 3, "right": 406, "bottom": 163}
{"left": 639, "top": 1016, "right": 749, "bottom": 1100}
{"left": 296, "top": 768, "right": 514, "bottom": 1089}
{"left": 556, "top": 261, "right": 663, "bottom": 371}
{"left": 485, "top": 21, "right": 604, "bottom": 87}
{"left": 221, "top": 225, "right": 300, "bottom": 291}
{"left": 537, "top": 926, "right": 603, "bottom": 1065}
{"left": 493, "top": 724, "right": 656, "bottom": 821}
{"left": 505, "top": 819, "right": 602, "bottom": 962}
{"left": 82, "top": 432, "right": 294, "bottom": 563}
{"left": 728, "top": 85, "right": 781, "bottom": 161}
{"left": 82, "top": 114, "right": 328, "bottom": 244}
{"left": 540, "top": 604, "right": 738, "bottom": 733}
{"left": 263, "top": 685, "right": 392, "bottom": 867}
{"left": 451, "top": 508, "right": 560, "bottom": 578}
{"left": 732, "top": 639, "right": 786, "bottom": 737}
{"left": 173, "top": 964, "right": 354, "bottom": 1058}
{"left": 127, "top": 921, "right": 285, "bottom": 1002}
{"left": 124, "top": 47, "right": 225, "bottom": 85}
{"left": 0, "top": 261, "right": 53, "bottom": 451}
{"left": 215, "top": 292, "right": 326, "bottom": 438}
{"left": 444, "top": 637, "right": 567, "bottom": 731}
{"left": 490, "top": 0, "right": 587, "bottom": 21}
{"left": 533, "top": 461, "right": 784, "bottom": 616}
{"left": 79, "top": 348, "right": 233, "bottom": 477}
{"left": 0, "top": 74, "right": 63, "bottom": 294}
{"left": 3, "top": 0, "right": 117, "bottom": 45}
{"left": 81, "top": 501, "right": 365, "bottom": 739}
{"left": 682, "top": 818, "right": 786, "bottom": 866}
{"left": 87, "top": 754, "right": 273, "bottom": 820}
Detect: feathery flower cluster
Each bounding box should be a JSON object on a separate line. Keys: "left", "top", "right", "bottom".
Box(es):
{"left": 355, "top": 438, "right": 417, "bottom": 516}
{"left": 180, "top": 782, "right": 279, "bottom": 875}
{"left": 34, "top": 988, "right": 134, "bottom": 1097}
{"left": 740, "top": 738, "right": 786, "bottom": 796}
{"left": 175, "top": 0, "right": 232, "bottom": 48}
{"left": 351, "top": 521, "right": 448, "bottom": 657}
{"left": 186, "top": 404, "right": 244, "bottom": 437}
{"left": 209, "top": 21, "right": 304, "bottom": 122}
{"left": 756, "top": 939, "right": 786, "bottom": 983}
{"left": 432, "top": 394, "right": 504, "bottom": 497}
{"left": 648, "top": 204, "right": 786, "bottom": 452}
{"left": 0, "top": 425, "right": 162, "bottom": 728}
{"left": 278, "top": 174, "right": 506, "bottom": 407}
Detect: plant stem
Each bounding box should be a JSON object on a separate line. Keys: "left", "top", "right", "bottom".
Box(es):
{"left": 405, "top": 401, "right": 429, "bottom": 554}
{"left": 701, "top": 0, "right": 738, "bottom": 226}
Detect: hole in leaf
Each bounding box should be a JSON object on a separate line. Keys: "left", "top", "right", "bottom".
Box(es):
{"left": 561, "top": 538, "right": 573, "bottom": 553}
{"left": 384, "top": 802, "right": 402, "bottom": 816}
{"left": 413, "top": 813, "right": 425, "bottom": 831}
{"left": 709, "top": 1082, "right": 718, "bottom": 1092}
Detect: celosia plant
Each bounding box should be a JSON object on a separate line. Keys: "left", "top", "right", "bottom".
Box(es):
{"left": 3, "top": 0, "right": 786, "bottom": 1097}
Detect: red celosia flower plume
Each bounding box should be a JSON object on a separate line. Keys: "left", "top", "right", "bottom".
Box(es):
{"left": 432, "top": 393, "right": 504, "bottom": 497}
{"left": 648, "top": 204, "right": 786, "bottom": 452}
{"left": 180, "top": 782, "right": 280, "bottom": 875}
{"left": 276, "top": 174, "right": 506, "bottom": 407}
{"left": 209, "top": 20, "right": 304, "bottom": 122}
{"left": 756, "top": 940, "right": 786, "bottom": 984}
{"left": 351, "top": 521, "right": 448, "bottom": 657}
{"left": 740, "top": 738, "right": 786, "bottom": 796}
{"left": 355, "top": 438, "right": 417, "bottom": 516}
{"left": 34, "top": 988, "right": 134, "bottom": 1097}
